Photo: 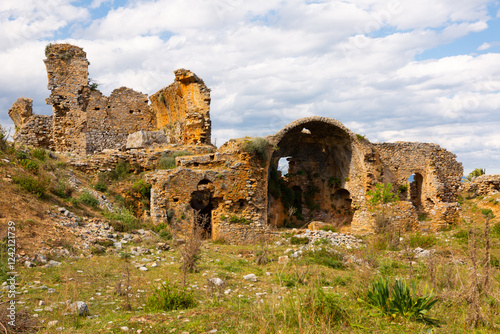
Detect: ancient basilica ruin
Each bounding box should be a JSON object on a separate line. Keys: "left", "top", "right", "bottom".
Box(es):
{"left": 9, "top": 44, "right": 464, "bottom": 243}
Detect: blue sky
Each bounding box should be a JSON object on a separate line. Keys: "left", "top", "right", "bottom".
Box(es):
{"left": 1, "top": 0, "right": 500, "bottom": 174}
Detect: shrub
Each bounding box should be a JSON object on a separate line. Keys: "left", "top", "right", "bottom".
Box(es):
{"left": 0, "top": 240, "right": 8, "bottom": 282}
{"left": 94, "top": 181, "right": 107, "bottom": 192}
{"left": 15, "top": 149, "right": 28, "bottom": 160}
{"left": 363, "top": 278, "right": 439, "bottom": 325}
{"left": 51, "top": 180, "right": 73, "bottom": 199}
{"left": 110, "top": 160, "right": 131, "bottom": 180}
{"left": 104, "top": 208, "right": 139, "bottom": 231}
{"left": 32, "top": 148, "right": 47, "bottom": 161}
{"left": 146, "top": 282, "right": 197, "bottom": 312}
{"left": 19, "top": 159, "right": 39, "bottom": 174}
{"left": 481, "top": 208, "right": 495, "bottom": 219}
{"left": 242, "top": 137, "right": 269, "bottom": 161}
{"left": 398, "top": 184, "right": 409, "bottom": 193}
{"left": 13, "top": 175, "right": 49, "bottom": 197}
{"left": 79, "top": 191, "right": 100, "bottom": 208}
{"left": 290, "top": 236, "right": 310, "bottom": 245}
{"left": 132, "top": 180, "right": 151, "bottom": 198}
{"left": 408, "top": 233, "right": 437, "bottom": 248}
{"left": 368, "top": 183, "right": 398, "bottom": 205}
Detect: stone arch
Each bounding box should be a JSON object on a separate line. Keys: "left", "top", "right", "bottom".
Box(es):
{"left": 266, "top": 117, "right": 362, "bottom": 227}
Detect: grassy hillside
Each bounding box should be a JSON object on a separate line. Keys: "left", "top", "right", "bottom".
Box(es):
{"left": 1, "top": 137, "right": 500, "bottom": 333}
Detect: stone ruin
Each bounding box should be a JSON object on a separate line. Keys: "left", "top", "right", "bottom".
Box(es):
{"left": 9, "top": 43, "right": 211, "bottom": 155}
{"left": 9, "top": 43, "right": 464, "bottom": 243}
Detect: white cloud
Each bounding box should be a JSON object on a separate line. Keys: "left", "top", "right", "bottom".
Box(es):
{"left": 1, "top": 0, "right": 500, "bottom": 173}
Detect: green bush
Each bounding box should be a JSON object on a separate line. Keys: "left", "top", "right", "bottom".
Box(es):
{"left": 242, "top": 137, "right": 269, "bottom": 161}
{"left": 109, "top": 160, "right": 131, "bottom": 180}
{"left": 50, "top": 180, "right": 73, "bottom": 199}
{"left": 408, "top": 233, "right": 437, "bottom": 248}
{"left": 32, "top": 148, "right": 47, "bottom": 161}
{"left": 368, "top": 183, "right": 399, "bottom": 205}
{"left": 94, "top": 181, "right": 107, "bottom": 192}
{"left": 78, "top": 191, "right": 100, "bottom": 208}
{"left": 398, "top": 184, "right": 409, "bottom": 193}
{"left": 19, "top": 159, "right": 39, "bottom": 174}
{"left": 146, "top": 282, "right": 197, "bottom": 312}
{"left": 15, "top": 150, "right": 28, "bottom": 160}
{"left": 290, "top": 236, "right": 310, "bottom": 245}
{"left": 328, "top": 177, "right": 341, "bottom": 188}
{"left": 481, "top": 208, "right": 495, "bottom": 219}
{"left": 132, "top": 180, "right": 151, "bottom": 198}
{"left": 13, "top": 175, "right": 49, "bottom": 197}
{"left": 104, "top": 208, "right": 139, "bottom": 231}
{"left": 363, "top": 278, "right": 439, "bottom": 325}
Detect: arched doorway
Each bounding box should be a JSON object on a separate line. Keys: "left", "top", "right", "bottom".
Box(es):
{"left": 331, "top": 189, "right": 354, "bottom": 227}
{"left": 190, "top": 179, "right": 214, "bottom": 238}
{"left": 267, "top": 118, "right": 357, "bottom": 227}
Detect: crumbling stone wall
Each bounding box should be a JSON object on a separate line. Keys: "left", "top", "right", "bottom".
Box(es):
{"left": 85, "top": 88, "right": 154, "bottom": 153}
{"left": 11, "top": 44, "right": 211, "bottom": 154}
{"left": 461, "top": 174, "right": 500, "bottom": 197}
{"left": 8, "top": 98, "right": 33, "bottom": 132}
{"left": 150, "top": 69, "right": 211, "bottom": 145}
{"left": 374, "top": 142, "right": 463, "bottom": 230}
{"left": 146, "top": 139, "right": 270, "bottom": 244}
{"left": 13, "top": 115, "right": 53, "bottom": 150}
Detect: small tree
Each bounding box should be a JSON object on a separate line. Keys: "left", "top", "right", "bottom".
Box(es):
{"left": 465, "top": 168, "right": 485, "bottom": 182}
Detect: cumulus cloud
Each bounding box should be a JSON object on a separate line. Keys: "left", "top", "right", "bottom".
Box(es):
{"left": 1, "top": 0, "right": 500, "bottom": 173}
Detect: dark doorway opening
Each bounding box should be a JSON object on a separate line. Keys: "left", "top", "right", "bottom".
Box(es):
{"left": 190, "top": 179, "right": 214, "bottom": 238}
{"left": 409, "top": 173, "right": 423, "bottom": 211}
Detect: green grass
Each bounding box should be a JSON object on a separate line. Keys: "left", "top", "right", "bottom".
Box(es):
{"left": 146, "top": 282, "right": 197, "bottom": 312}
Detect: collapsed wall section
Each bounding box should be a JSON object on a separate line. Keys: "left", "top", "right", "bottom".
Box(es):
{"left": 150, "top": 69, "right": 211, "bottom": 145}
{"left": 374, "top": 142, "right": 463, "bottom": 229}
{"left": 85, "top": 88, "right": 155, "bottom": 153}
{"left": 146, "top": 139, "right": 270, "bottom": 244}
{"left": 44, "top": 44, "right": 89, "bottom": 154}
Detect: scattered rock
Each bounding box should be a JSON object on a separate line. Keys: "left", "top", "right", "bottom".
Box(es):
{"left": 243, "top": 274, "right": 257, "bottom": 282}
{"left": 208, "top": 278, "right": 225, "bottom": 286}
{"left": 70, "top": 301, "right": 90, "bottom": 316}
